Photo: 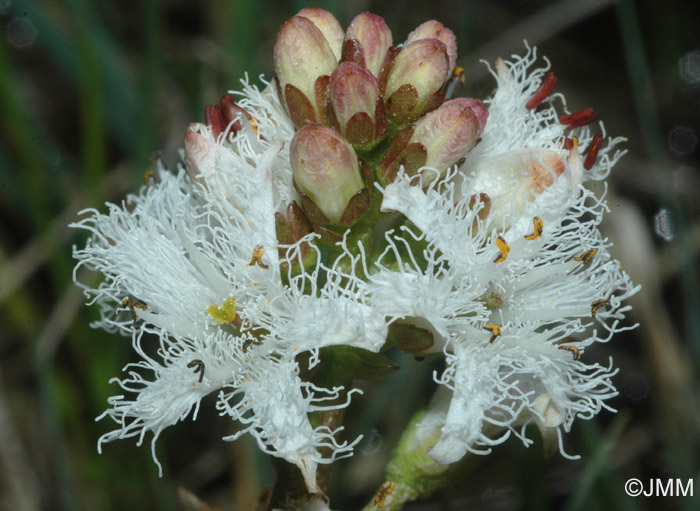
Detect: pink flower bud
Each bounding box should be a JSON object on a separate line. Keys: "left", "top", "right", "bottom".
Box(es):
{"left": 410, "top": 98, "right": 487, "bottom": 185}
{"left": 290, "top": 125, "right": 368, "bottom": 226}
{"left": 405, "top": 20, "right": 457, "bottom": 75}
{"left": 297, "top": 7, "right": 344, "bottom": 60}
{"left": 344, "top": 12, "right": 393, "bottom": 78}
{"left": 183, "top": 123, "right": 236, "bottom": 189}
{"left": 273, "top": 16, "right": 337, "bottom": 126}
{"left": 383, "top": 38, "right": 450, "bottom": 127}
{"left": 330, "top": 62, "right": 387, "bottom": 151}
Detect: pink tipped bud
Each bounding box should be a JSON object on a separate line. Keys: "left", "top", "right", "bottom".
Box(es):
{"left": 274, "top": 16, "right": 338, "bottom": 126}
{"left": 383, "top": 38, "right": 450, "bottom": 127}
{"left": 410, "top": 98, "right": 487, "bottom": 185}
{"left": 290, "top": 125, "right": 368, "bottom": 226}
{"left": 183, "top": 123, "right": 236, "bottom": 189}
{"left": 330, "top": 62, "right": 386, "bottom": 151}
{"left": 405, "top": 20, "right": 457, "bottom": 75}
{"left": 344, "top": 12, "right": 393, "bottom": 77}
{"left": 297, "top": 8, "right": 344, "bottom": 60}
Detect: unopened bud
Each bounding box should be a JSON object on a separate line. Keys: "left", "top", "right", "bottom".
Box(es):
{"left": 290, "top": 125, "right": 369, "bottom": 226}
{"left": 274, "top": 16, "right": 337, "bottom": 126}
{"left": 343, "top": 12, "right": 393, "bottom": 78}
{"left": 409, "top": 98, "right": 487, "bottom": 186}
{"left": 330, "top": 62, "right": 387, "bottom": 151}
{"left": 383, "top": 38, "right": 450, "bottom": 128}
{"left": 183, "top": 122, "right": 236, "bottom": 189}
{"left": 297, "top": 7, "right": 344, "bottom": 60}
{"left": 405, "top": 20, "right": 457, "bottom": 76}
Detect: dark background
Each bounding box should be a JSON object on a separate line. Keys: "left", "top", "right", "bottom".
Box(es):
{"left": 1, "top": 0, "right": 699, "bottom": 509}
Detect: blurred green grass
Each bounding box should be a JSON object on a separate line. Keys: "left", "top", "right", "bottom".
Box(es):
{"left": 0, "top": 0, "right": 699, "bottom": 510}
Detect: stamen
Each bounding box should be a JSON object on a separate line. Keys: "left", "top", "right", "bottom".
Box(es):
{"left": 453, "top": 66, "right": 466, "bottom": 85}
{"left": 558, "top": 345, "right": 581, "bottom": 360}
{"left": 583, "top": 133, "right": 603, "bottom": 170}
{"left": 120, "top": 297, "right": 147, "bottom": 323}
{"left": 249, "top": 245, "right": 269, "bottom": 269}
{"left": 446, "top": 66, "right": 466, "bottom": 98}
{"left": 242, "top": 338, "right": 263, "bottom": 353}
{"left": 559, "top": 108, "right": 598, "bottom": 130}
{"left": 493, "top": 236, "right": 510, "bottom": 263}
{"left": 207, "top": 297, "right": 237, "bottom": 324}
{"left": 187, "top": 359, "right": 205, "bottom": 383}
{"left": 484, "top": 324, "right": 502, "bottom": 343}
{"left": 591, "top": 299, "right": 611, "bottom": 318}
{"left": 205, "top": 104, "right": 227, "bottom": 139}
{"left": 573, "top": 248, "right": 597, "bottom": 267}
{"left": 526, "top": 71, "right": 557, "bottom": 110}
{"left": 142, "top": 169, "right": 161, "bottom": 186}
{"left": 373, "top": 482, "right": 396, "bottom": 509}
{"left": 524, "top": 216, "right": 543, "bottom": 240}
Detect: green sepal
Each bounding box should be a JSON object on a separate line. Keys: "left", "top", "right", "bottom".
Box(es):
{"left": 337, "top": 187, "right": 370, "bottom": 226}
{"left": 310, "top": 345, "right": 399, "bottom": 387}
{"left": 285, "top": 83, "right": 316, "bottom": 127}
{"left": 386, "top": 321, "right": 434, "bottom": 354}
{"left": 385, "top": 83, "right": 418, "bottom": 128}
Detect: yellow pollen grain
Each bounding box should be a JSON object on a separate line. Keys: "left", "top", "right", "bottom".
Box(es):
{"left": 242, "top": 379, "right": 248, "bottom": 383}
{"left": 524, "top": 216, "right": 543, "bottom": 240}
{"left": 453, "top": 66, "right": 466, "bottom": 84}
{"left": 249, "top": 245, "right": 269, "bottom": 269}
{"left": 251, "top": 118, "right": 259, "bottom": 135}
{"left": 207, "top": 297, "right": 237, "bottom": 324}
{"left": 493, "top": 236, "right": 510, "bottom": 263}
{"left": 266, "top": 300, "right": 271, "bottom": 305}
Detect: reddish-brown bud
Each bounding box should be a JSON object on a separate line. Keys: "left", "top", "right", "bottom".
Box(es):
{"left": 297, "top": 7, "right": 344, "bottom": 60}
{"left": 274, "top": 16, "right": 338, "bottom": 126}
{"left": 383, "top": 38, "right": 450, "bottom": 128}
{"left": 404, "top": 20, "right": 457, "bottom": 76}
{"left": 344, "top": 12, "right": 393, "bottom": 78}
{"left": 290, "top": 125, "right": 368, "bottom": 226}
{"left": 330, "top": 62, "right": 387, "bottom": 151}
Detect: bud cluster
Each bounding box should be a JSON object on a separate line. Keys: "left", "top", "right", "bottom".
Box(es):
{"left": 269, "top": 9, "right": 487, "bottom": 227}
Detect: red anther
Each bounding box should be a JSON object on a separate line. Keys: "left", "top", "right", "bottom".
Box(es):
{"left": 563, "top": 137, "right": 574, "bottom": 150}
{"left": 205, "top": 104, "right": 227, "bottom": 138}
{"left": 205, "top": 95, "right": 257, "bottom": 139}
{"left": 583, "top": 133, "right": 603, "bottom": 170}
{"left": 526, "top": 71, "right": 557, "bottom": 110}
{"left": 559, "top": 107, "right": 597, "bottom": 129}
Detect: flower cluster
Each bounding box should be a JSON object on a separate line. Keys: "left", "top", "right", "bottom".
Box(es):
{"left": 72, "top": 7, "right": 638, "bottom": 499}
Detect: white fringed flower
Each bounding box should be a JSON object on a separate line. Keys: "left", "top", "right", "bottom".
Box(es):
{"left": 72, "top": 78, "right": 385, "bottom": 492}
{"left": 373, "top": 45, "right": 639, "bottom": 464}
